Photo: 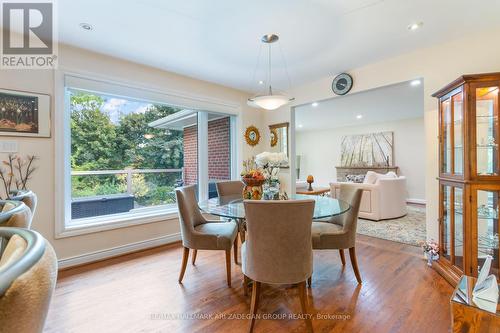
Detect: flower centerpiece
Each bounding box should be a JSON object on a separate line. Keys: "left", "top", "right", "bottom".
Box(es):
{"left": 255, "top": 152, "right": 288, "bottom": 200}
{"left": 241, "top": 157, "right": 265, "bottom": 199}
{"left": 419, "top": 240, "right": 439, "bottom": 266}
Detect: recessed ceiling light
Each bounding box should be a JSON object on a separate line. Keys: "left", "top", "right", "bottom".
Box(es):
{"left": 258, "top": 80, "right": 264, "bottom": 85}
{"left": 311, "top": 102, "right": 319, "bottom": 107}
{"left": 356, "top": 115, "right": 363, "bottom": 119}
{"left": 79, "top": 23, "right": 93, "bottom": 31}
{"left": 410, "top": 79, "right": 421, "bottom": 86}
{"left": 408, "top": 22, "right": 423, "bottom": 31}
{"left": 298, "top": 124, "right": 303, "bottom": 128}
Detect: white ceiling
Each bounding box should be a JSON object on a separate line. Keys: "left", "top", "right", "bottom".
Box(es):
{"left": 295, "top": 80, "right": 423, "bottom": 131}
{"left": 55, "top": 0, "right": 500, "bottom": 92}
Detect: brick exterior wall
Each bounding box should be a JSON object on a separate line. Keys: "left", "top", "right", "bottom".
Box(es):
{"left": 183, "top": 117, "right": 231, "bottom": 185}
{"left": 183, "top": 125, "right": 198, "bottom": 185}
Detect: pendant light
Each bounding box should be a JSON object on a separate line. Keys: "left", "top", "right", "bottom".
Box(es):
{"left": 247, "top": 34, "right": 294, "bottom": 110}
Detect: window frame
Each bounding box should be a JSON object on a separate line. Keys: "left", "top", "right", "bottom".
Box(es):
{"left": 55, "top": 70, "right": 240, "bottom": 238}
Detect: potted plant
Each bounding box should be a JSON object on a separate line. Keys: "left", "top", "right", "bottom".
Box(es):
{"left": 255, "top": 152, "right": 288, "bottom": 200}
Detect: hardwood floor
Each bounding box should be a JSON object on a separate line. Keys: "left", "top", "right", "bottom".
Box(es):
{"left": 45, "top": 235, "right": 453, "bottom": 333}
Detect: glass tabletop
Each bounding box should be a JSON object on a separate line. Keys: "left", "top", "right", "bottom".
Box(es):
{"left": 198, "top": 194, "right": 351, "bottom": 220}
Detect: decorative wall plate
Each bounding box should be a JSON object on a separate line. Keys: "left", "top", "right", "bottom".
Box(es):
{"left": 270, "top": 128, "right": 278, "bottom": 147}
{"left": 245, "top": 125, "right": 260, "bottom": 146}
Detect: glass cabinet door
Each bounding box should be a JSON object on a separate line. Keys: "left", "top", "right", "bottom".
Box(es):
{"left": 476, "top": 85, "right": 499, "bottom": 176}
{"left": 442, "top": 185, "right": 452, "bottom": 262}
{"left": 442, "top": 100, "right": 452, "bottom": 174}
{"left": 476, "top": 190, "right": 499, "bottom": 279}
{"left": 441, "top": 184, "right": 465, "bottom": 271}
{"left": 454, "top": 187, "right": 464, "bottom": 270}
{"left": 453, "top": 93, "right": 464, "bottom": 175}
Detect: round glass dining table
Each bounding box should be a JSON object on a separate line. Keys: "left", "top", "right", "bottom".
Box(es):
{"left": 198, "top": 194, "right": 351, "bottom": 220}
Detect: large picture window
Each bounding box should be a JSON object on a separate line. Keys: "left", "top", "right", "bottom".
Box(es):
{"left": 59, "top": 75, "right": 237, "bottom": 233}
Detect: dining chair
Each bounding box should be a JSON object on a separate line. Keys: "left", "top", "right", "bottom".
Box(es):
{"left": 10, "top": 190, "right": 38, "bottom": 216}
{"left": 215, "top": 180, "right": 246, "bottom": 248}
{"left": 242, "top": 199, "right": 315, "bottom": 333}
{"left": 0, "top": 201, "right": 33, "bottom": 229}
{"left": 310, "top": 184, "right": 363, "bottom": 285}
{"left": 0, "top": 227, "right": 58, "bottom": 333}
{"left": 175, "top": 185, "right": 238, "bottom": 287}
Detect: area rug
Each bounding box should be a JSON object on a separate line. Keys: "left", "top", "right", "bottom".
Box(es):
{"left": 356, "top": 205, "right": 426, "bottom": 247}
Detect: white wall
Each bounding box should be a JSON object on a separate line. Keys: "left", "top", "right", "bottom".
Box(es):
{"left": 264, "top": 27, "right": 500, "bottom": 241}
{"left": 296, "top": 117, "right": 425, "bottom": 201}
{"left": 0, "top": 42, "right": 264, "bottom": 265}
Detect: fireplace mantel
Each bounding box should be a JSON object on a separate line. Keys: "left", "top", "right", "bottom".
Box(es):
{"left": 335, "top": 166, "right": 399, "bottom": 182}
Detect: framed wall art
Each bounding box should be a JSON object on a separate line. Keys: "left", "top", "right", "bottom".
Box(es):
{"left": 0, "top": 88, "right": 51, "bottom": 137}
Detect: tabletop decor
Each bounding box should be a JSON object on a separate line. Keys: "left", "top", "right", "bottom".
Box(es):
{"left": 241, "top": 157, "right": 265, "bottom": 199}
{"left": 0, "top": 154, "right": 38, "bottom": 199}
{"left": 244, "top": 125, "right": 260, "bottom": 146}
{"left": 256, "top": 152, "right": 288, "bottom": 200}
{"left": 420, "top": 240, "right": 439, "bottom": 266}
{"left": 306, "top": 175, "right": 314, "bottom": 191}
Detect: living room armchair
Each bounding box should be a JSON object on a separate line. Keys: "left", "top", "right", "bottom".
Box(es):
{"left": 330, "top": 176, "right": 407, "bottom": 221}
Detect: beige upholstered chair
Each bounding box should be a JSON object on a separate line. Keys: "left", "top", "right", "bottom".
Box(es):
{"left": 216, "top": 180, "right": 244, "bottom": 198}
{"left": 215, "top": 180, "right": 246, "bottom": 248}
{"left": 311, "top": 184, "right": 363, "bottom": 285}
{"left": 0, "top": 200, "right": 33, "bottom": 229}
{"left": 242, "top": 200, "right": 315, "bottom": 332}
{"left": 176, "top": 185, "right": 238, "bottom": 287}
{"left": 10, "top": 190, "right": 38, "bottom": 217}
{"left": 0, "top": 227, "right": 58, "bottom": 333}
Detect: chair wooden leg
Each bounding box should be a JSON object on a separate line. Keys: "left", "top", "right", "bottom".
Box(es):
{"left": 225, "top": 249, "right": 232, "bottom": 287}
{"left": 243, "top": 275, "right": 250, "bottom": 296}
{"left": 191, "top": 249, "right": 197, "bottom": 265}
{"left": 307, "top": 276, "right": 312, "bottom": 288}
{"left": 248, "top": 281, "right": 261, "bottom": 333}
{"left": 233, "top": 237, "right": 238, "bottom": 264}
{"left": 239, "top": 221, "right": 246, "bottom": 243}
{"left": 178, "top": 247, "right": 189, "bottom": 283}
{"left": 298, "top": 281, "right": 314, "bottom": 333}
{"left": 349, "top": 247, "right": 362, "bottom": 284}
{"left": 339, "top": 249, "right": 346, "bottom": 266}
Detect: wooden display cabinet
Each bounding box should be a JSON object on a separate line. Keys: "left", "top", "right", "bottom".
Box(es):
{"left": 433, "top": 73, "right": 500, "bottom": 286}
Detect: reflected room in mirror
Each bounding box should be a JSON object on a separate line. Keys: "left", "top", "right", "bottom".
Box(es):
{"left": 269, "top": 122, "right": 289, "bottom": 167}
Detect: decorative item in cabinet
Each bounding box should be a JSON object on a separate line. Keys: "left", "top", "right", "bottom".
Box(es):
{"left": 433, "top": 73, "right": 500, "bottom": 286}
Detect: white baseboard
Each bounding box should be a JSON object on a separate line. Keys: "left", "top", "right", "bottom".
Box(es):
{"left": 58, "top": 233, "right": 181, "bottom": 269}
{"left": 407, "top": 198, "right": 426, "bottom": 205}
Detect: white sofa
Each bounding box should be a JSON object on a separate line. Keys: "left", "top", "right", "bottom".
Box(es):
{"left": 330, "top": 174, "right": 408, "bottom": 221}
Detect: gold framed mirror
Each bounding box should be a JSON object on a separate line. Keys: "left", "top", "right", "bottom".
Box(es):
{"left": 269, "top": 122, "right": 289, "bottom": 167}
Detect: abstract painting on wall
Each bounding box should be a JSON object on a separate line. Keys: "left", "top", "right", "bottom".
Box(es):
{"left": 0, "top": 89, "right": 51, "bottom": 137}
{"left": 340, "top": 131, "right": 393, "bottom": 167}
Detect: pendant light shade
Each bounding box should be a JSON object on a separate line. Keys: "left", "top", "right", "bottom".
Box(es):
{"left": 247, "top": 94, "right": 291, "bottom": 110}
{"left": 248, "top": 34, "right": 294, "bottom": 111}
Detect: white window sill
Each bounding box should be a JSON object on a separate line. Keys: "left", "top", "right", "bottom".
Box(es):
{"left": 55, "top": 207, "right": 179, "bottom": 239}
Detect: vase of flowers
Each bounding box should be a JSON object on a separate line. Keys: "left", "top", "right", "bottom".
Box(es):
{"left": 420, "top": 240, "right": 439, "bottom": 266}
{"left": 255, "top": 152, "right": 288, "bottom": 200}
{"left": 241, "top": 157, "right": 265, "bottom": 200}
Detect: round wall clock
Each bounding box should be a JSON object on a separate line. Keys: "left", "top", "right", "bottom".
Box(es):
{"left": 332, "top": 73, "right": 353, "bottom": 95}
{"left": 245, "top": 125, "right": 260, "bottom": 146}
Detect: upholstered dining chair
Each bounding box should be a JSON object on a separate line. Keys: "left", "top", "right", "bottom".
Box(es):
{"left": 0, "top": 200, "right": 33, "bottom": 229}
{"left": 176, "top": 185, "right": 238, "bottom": 287}
{"left": 310, "top": 184, "right": 363, "bottom": 285}
{"left": 242, "top": 199, "right": 315, "bottom": 333}
{"left": 10, "top": 190, "right": 38, "bottom": 216}
{"left": 0, "top": 227, "right": 58, "bottom": 333}
{"left": 215, "top": 180, "right": 246, "bottom": 247}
